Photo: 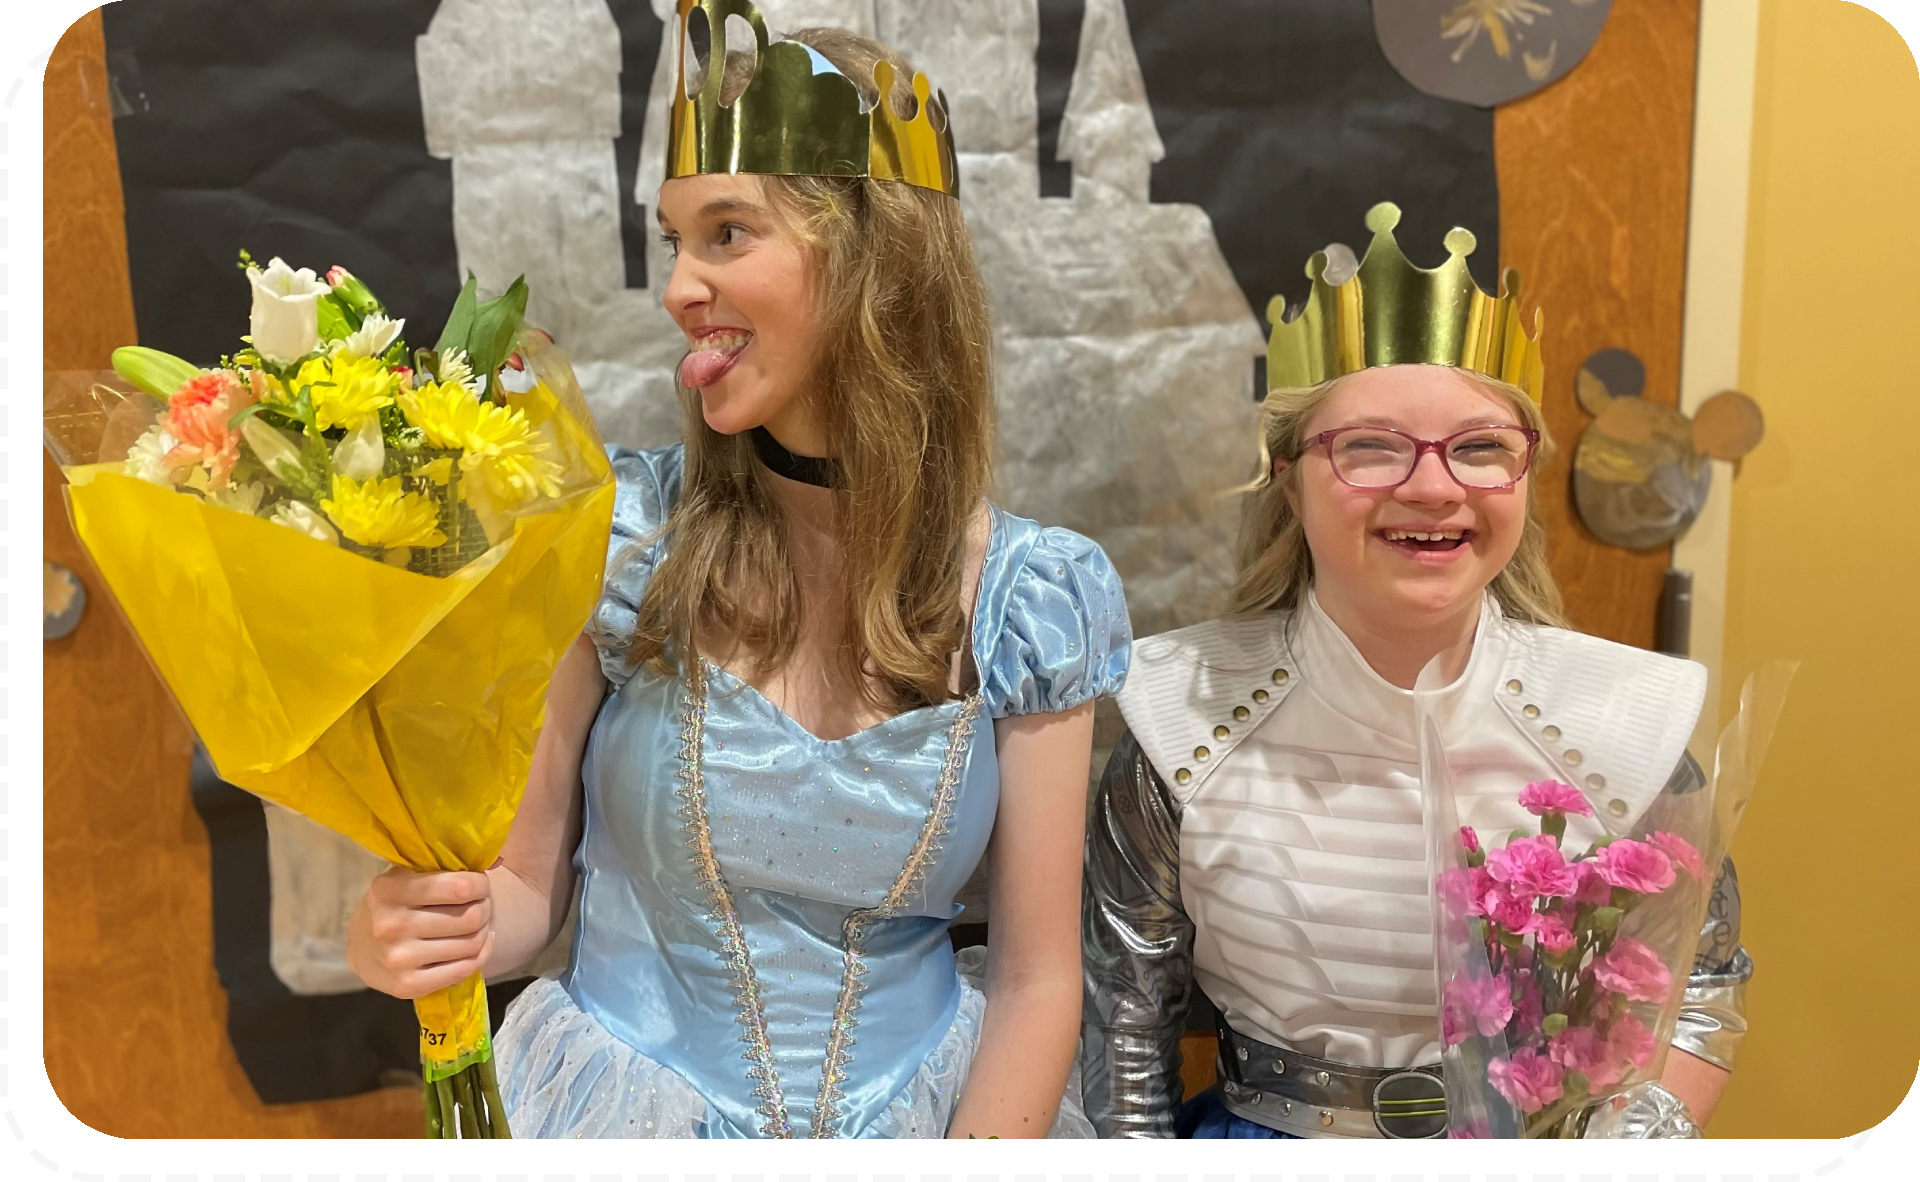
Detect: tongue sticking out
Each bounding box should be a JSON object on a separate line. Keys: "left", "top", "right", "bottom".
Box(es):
{"left": 680, "top": 343, "right": 746, "bottom": 389}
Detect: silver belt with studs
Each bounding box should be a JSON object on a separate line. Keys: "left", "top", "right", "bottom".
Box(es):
{"left": 1214, "top": 1020, "right": 1448, "bottom": 1139}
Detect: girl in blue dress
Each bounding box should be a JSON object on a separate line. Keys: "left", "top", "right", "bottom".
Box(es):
{"left": 347, "top": 14, "right": 1129, "bottom": 1139}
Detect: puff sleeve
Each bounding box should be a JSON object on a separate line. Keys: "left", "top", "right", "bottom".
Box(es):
{"left": 978, "top": 522, "right": 1132, "bottom": 718}
{"left": 584, "top": 445, "right": 685, "bottom": 688}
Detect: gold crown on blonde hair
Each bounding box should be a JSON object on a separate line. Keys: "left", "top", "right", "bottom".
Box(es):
{"left": 1266, "top": 202, "right": 1544, "bottom": 403}
{"left": 667, "top": 0, "right": 960, "bottom": 199}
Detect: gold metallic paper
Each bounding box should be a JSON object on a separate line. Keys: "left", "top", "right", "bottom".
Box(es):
{"left": 666, "top": 0, "right": 960, "bottom": 198}
{"left": 1266, "top": 202, "right": 1545, "bottom": 402}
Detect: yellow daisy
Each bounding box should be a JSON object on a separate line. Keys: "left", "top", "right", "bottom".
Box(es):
{"left": 279, "top": 355, "right": 397, "bottom": 431}
{"left": 321, "top": 474, "right": 446, "bottom": 550}
{"left": 398, "top": 381, "right": 564, "bottom": 506}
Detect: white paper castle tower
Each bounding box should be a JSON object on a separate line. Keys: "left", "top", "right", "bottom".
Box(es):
{"left": 416, "top": 0, "right": 1265, "bottom": 639}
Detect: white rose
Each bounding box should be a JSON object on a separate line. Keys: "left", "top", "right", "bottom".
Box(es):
{"left": 331, "top": 312, "right": 405, "bottom": 360}
{"left": 124, "top": 423, "right": 184, "bottom": 485}
{"left": 332, "top": 415, "right": 386, "bottom": 480}
{"left": 246, "top": 257, "right": 325, "bottom": 364}
{"left": 269, "top": 500, "right": 340, "bottom": 545}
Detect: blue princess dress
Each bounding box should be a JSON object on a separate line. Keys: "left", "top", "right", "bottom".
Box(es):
{"left": 495, "top": 445, "right": 1131, "bottom": 1139}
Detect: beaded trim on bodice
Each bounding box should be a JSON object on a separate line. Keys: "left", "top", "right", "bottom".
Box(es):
{"left": 675, "top": 661, "right": 983, "bottom": 1138}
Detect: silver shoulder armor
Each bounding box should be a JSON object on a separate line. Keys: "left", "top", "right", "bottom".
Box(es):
{"left": 1079, "top": 730, "right": 1194, "bottom": 1138}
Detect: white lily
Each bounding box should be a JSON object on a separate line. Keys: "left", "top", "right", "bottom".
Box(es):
{"left": 241, "top": 416, "right": 310, "bottom": 486}
{"left": 269, "top": 501, "right": 340, "bottom": 544}
{"left": 331, "top": 312, "right": 405, "bottom": 360}
{"left": 246, "top": 257, "right": 325, "bottom": 363}
{"left": 332, "top": 415, "right": 387, "bottom": 481}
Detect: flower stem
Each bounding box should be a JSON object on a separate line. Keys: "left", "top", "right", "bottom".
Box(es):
{"left": 477, "top": 1056, "right": 513, "bottom": 1138}
{"left": 432, "top": 1074, "right": 459, "bottom": 1140}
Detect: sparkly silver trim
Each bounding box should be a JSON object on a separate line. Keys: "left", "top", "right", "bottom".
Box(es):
{"left": 811, "top": 694, "right": 984, "bottom": 1138}
{"left": 677, "top": 662, "right": 794, "bottom": 1138}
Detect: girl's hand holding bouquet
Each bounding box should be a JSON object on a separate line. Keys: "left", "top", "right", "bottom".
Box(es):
{"left": 44, "top": 255, "right": 617, "bottom": 1138}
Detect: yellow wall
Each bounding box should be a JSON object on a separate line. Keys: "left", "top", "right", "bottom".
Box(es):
{"left": 1712, "top": 0, "right": 1920, "bottom": 1139}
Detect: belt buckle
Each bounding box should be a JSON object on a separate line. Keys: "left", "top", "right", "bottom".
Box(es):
{"left": 1372, "top": 1069, "right": 1447, "bottom": 1139}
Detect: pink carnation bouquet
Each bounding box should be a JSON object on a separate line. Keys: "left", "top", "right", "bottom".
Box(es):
{"left": 1416, "top": 665, "right": 1792, "bottom": 1138}
{"left": 1437, "top": 787, "right": 1707, "bottom": 1136}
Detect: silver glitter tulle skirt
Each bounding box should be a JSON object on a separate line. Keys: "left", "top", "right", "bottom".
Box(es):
{"left": 495, "top": 946, "right": 1093, "bottom": 1138}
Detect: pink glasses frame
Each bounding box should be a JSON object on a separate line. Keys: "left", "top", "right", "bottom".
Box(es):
{"left": 1303, "top": 425, "right": 1542, "bottom": 491}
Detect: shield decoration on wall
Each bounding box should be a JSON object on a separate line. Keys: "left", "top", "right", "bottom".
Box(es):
{"left": 1371, "top": 0, "right": 1614, "bottom": 107}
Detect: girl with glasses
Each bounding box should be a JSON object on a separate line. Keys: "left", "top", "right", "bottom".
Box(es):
{"left": 1079, "top": 204, "right": 1750, "bottom": 1140}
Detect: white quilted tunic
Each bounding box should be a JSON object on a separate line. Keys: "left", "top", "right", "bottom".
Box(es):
{"left": 1121, "top": 592, "right": 1703, "bottom": 1071}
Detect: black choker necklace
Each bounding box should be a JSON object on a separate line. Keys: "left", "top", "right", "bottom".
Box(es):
{"left": 750, "top": 426, "right": 840, "bottom": 489}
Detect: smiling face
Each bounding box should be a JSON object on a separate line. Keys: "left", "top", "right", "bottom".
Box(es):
{"left": 657, "top": 174, "right": 825, "bottom": 448}
{"left": 1284, "top": 365, "right": 1535, "bottom": 630}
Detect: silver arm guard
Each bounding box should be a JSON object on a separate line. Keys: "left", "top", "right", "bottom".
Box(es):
{"left": 1663, "top": 753, "right": 1755, "bottom": 1073}
{"left": 1079, "top": 730, "right": 1194, "bottom": 1138}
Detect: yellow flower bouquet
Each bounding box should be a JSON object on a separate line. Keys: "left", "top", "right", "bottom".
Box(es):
{"left": 43, "top": 257, "right": 616, "bottom": 1138}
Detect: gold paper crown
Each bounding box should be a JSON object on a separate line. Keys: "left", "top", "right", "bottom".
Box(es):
{"left": 1266, "top": 203, "right": 1545, "bottom": 403}
{"left": 666, "top": 0, "right": 960, "bottom": 198}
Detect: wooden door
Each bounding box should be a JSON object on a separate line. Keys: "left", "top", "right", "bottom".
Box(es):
{"left": 42, "top": 10, "right": 420, "bottom": 1137}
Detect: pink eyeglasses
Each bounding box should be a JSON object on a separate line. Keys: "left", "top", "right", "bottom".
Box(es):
{"left": 1301, "top": 425, "right": 1541, "bottom": 490}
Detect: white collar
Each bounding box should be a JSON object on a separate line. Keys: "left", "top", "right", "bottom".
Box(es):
{"left": 1294, "top": 588, "right": 1508, "bottom": 741}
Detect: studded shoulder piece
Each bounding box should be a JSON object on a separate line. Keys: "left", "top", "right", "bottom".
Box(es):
{"left": 1113, "top": 613, "right": 1301, "bottom": 806}
{"left": 1491, "top": 618, "right": 1708, "bottom": 834}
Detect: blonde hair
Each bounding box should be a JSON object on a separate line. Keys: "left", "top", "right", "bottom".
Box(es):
{"left": 629, "top": 28, "right": 994, "bottom": 714}
{"left": 1226, "top": 367, "right": 1569, "bottom": 627}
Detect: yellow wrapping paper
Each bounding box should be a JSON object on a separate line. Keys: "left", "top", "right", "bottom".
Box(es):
{"left": 55, "top": 335, "right": 616, "bottom": 1086}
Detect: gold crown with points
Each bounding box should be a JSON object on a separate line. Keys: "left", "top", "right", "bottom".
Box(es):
{"left": 667, "top": 0, "right": 960, "bottom": 199}
{"left": 1266, "top": 202, "right": 1545, "bottom": 403}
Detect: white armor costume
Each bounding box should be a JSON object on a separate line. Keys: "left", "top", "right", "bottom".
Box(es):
{"left": 1079, "top": 592, "right": 1753, "bottom": 1138}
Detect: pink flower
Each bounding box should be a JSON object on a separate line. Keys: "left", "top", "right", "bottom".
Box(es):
{"left": 1478, "top": 879, "right": 1540, "bottom": 934}
{"left": 1512, "top": 968, "right": 1546, "bottom": 1034}
{"left": 1648, "top": 831, "right": 1707, "bottom": 881}
{"left": 1459, "top": 825, "right": 1481, "bottom": 854}
{"left": 1518, "top": 780, "right": 1595, "bottom": 818}
{"left": 1593, "top": 839, "right": 1676, "bottom": 894}
{"left": 1547, "top": 1023, "right": 1625, "bottom": 1088}
{"left": 162, "top": 370, "right": 255, "bottom": 487}
{"left": 1487, "top": 1049, "right": 1565, "bottom": 1113}
{"left": 1590, "top": 937, "right": 1673, "bottom": 1003}
{"left": 1607, "top": 1009, "right": 1657, "bottom": 1072}
{"left": 1485, "top": 834, "right": 1577, "bottom": 899}
{"left": 1438, "top": 866, "right": 1478, "bottom": 921}
{"left": 1568, "top": 860, "right": 1614, "bottom": 907}
{"left": 1528, "top": 910, "right": 1577, "bottom": 956}
{"left": 1443, "top": 972, "right": 1515, "bottom": 1044}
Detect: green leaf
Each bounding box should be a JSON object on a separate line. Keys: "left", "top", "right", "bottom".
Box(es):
{"left": 466, "top": 276, "right": 530, "bottom": 382}
{"left": 1591, "top": 905, "right": 1624, "bottom": 933}
{"left": 435, "top": 274, "right": 481, "bottom": 356}
{"left": 315, "top": 291, "right": 361, "bottom": 341}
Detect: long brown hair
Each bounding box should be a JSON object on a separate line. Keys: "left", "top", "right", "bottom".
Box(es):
{"left": 628, "top": 28, "right": 995, "bottom": 713}
{"left": 1226, "top": 367, "right": 1568, "bottom": 627}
